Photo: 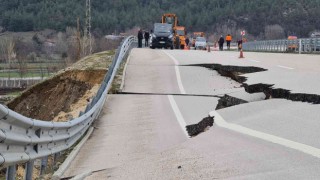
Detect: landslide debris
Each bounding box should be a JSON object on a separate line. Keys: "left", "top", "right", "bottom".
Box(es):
{"left": 7, "top": 51, "right": 113, "bottom": 121}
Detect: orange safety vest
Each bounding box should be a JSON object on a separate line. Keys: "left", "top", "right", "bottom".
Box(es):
{"left": 226, "top": 35, "right": 232, "bottom": 41}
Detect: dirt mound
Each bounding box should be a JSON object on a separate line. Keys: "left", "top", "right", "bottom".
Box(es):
{"left": 7, "top": 69, "right": 106, "bottom": 121}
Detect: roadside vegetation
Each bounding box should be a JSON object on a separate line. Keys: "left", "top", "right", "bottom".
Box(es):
{"left": 0, "top": 29, "right": 122, "bottom": 102}
{"left": 0, "top": 30, "right": 122, "bottom": 79}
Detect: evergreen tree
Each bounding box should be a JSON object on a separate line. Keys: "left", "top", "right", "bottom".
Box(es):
{"left": 0, "top": 0, "right": 320, "bottom": 38}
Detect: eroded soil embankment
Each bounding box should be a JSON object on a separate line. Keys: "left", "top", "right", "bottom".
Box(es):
{"left": 7, "top": 69, "right": 106, "bottom": 121}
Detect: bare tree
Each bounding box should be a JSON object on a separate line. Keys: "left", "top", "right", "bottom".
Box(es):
{"left": 55, "top": 32, "right": 67, "bottom": 54}
{"left": 265, "top": 24, "right": 285, "bottom": 40}
{"left": 81, "top": 35, "right": 95, "bottom": 58}
{"left": 0, "top": 37, "right": 16, "bottom": 79}
{"left": 65, "top": 26, "right": 79, "bottom": 62}
{"left": 17, "top": 58, "right": 27, "bottom": 79}
{"left": 0, "top": 37, "right": 16, "bottom": 62}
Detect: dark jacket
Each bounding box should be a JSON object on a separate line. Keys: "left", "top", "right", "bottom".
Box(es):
{"left": 218, "top": 37, "right": 225, "bottom": 44}
{"left": 185, "top": 38, "right": 190, "bottom": 45}
{"left": 138, "top": 31, "right": 143, "bottom": 39}
{"left": 144, "top": 32, "right": 150, "bottom": 39}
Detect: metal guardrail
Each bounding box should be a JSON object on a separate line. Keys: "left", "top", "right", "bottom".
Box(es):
{"left": 0, "top": 36, "right": 136, "bottom": 179}
{"left": 242, "top": 38, "right": 320, "bottom": 53}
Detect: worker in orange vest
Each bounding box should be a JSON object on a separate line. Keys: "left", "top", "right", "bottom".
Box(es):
{"left": 226, "top": 34, "right": 232, "bottom": 50}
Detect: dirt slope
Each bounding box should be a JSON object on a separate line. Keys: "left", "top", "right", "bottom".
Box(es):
{"left": 7, "top": 51, "right": 113, "bottom": 121}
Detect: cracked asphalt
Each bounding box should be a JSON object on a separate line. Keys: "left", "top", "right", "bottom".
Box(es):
{"left": 63, "top": 49, "right": 320, "bottom": 179}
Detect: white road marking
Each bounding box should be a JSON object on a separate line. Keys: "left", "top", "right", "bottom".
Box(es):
{"left": 163, "top": 50, "right": 179, "bottom": 65}
{"left": 162, "top": 51, "right": 186, "bottom": 94}
{"left": 168, "top": 95, "right": 190, "bottom": 138}
{"left": 210, "top": 111, "right": 320, "bottom": 159}
{"left": 277, "top": 65, "right": 295, "bottom": 70}
{"left": 248, "top": 59, "right": 260, "bottom": 63}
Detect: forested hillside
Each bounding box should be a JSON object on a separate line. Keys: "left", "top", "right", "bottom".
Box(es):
{"left": 1, "top": 0, "right": 320, "bottom": 39}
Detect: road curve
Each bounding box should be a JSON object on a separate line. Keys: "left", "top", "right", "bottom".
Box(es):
{"left": 63, "top": 49, "right": 320, "bottom": 179}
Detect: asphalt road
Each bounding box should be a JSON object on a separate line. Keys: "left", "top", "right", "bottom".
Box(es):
{"left": 63, "top": 49, "right": 320, "bottom": 179}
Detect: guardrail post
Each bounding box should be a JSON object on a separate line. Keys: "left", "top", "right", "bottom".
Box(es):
{"left": 40, "top": 156, "right": 48, "bottom": 176}
{"left": 6, "top": 165, "right": 16, "bottom": 180}
{"left": 53, "top": 153, "right": 60, "bottom": 170}
{"left": 24, "top": 160, "right": 34, "bottom": 180}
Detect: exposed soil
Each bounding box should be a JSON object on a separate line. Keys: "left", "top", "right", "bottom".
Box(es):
{"left": 53, "top": 84, "right": 100, "bottom": 122}
{"left": 6, "top": 51, "right": 113, "bottom": 122}
{"left": 7, "top": 69, "right": 106, "bottom": 121}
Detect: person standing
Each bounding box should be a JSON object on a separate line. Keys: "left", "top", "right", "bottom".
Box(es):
{"left": 144, "top": 31, "right": 150, "bottom": 47}
{"left": 237, "top": 39, "right": 243, "bottom": 51}
{"left": 138, "top": 29, "right": 143, "bottom": 48}
{"left": 175, "top": 34, "right": 180, "bottom": 49}
{"left": 185, "top": 36, "right": 190, "bottom": 48}
{"left": 226, "top": 34, "right": 232, "bottom": 50}
{"left": 218, "top": 35, "right": 225, "bottom": 51}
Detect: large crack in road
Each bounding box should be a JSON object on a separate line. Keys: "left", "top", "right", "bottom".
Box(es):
{"left": 215, "top": 94, "right": 248, "bottom": 110}
{"left": 193, "top": 63, "right": 320, "bottom": 105}
{"left": 186, "top": 63, "right": 320, "bottom": 137}
{"left": 189, "top": 63, "right": 267, "bottom": 83}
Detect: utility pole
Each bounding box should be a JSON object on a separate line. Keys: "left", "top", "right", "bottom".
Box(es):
{"left": 85, "top": 0, "right": 92, "bottom": 55}
{"left": 76, "top": 17, "right": 81, "bottom": 61}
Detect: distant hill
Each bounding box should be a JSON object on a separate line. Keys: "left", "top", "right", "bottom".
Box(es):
{"left": 1, "top": 0, "right": 320, "bottom": 39}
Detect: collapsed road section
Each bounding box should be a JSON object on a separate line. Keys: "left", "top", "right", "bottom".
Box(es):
{"left": 192, "top": 63, "right": 320, "bottom": 105}
{"left": 185, "top": 62, "right": 320, "bottom": 137}
{"left": 192, "top": 63, "right": 267, "bottom": 83}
